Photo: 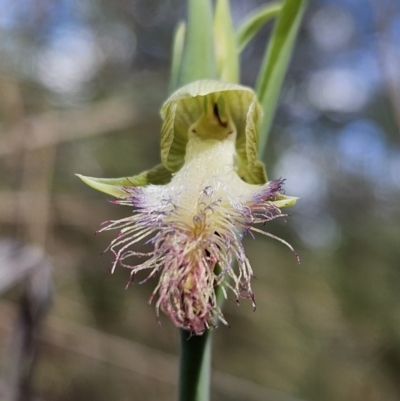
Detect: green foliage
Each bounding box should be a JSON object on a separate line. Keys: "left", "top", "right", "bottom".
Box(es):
{"left": 236, "top": 2, "right": 282, "bottom": 53}
{"left": 256, "top": 0, "right": 307, "bottom": 156}
{"left": 179, "top": 0, "right": 216, "bottom": 86}
{"left": 169, "top": 22, "right": 186, "bottom": 95}
{"left": 214, "top": 0, "right": 239, "bottom": 83}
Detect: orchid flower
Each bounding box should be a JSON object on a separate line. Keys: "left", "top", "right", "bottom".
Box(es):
{"left": 77, "top": 80, "right": 297, "bottom": 335}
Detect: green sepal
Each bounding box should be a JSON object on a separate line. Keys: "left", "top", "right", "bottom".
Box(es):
{"left": 236, "top": 2, "right": 282, "bottom": 53}
{"left": 272, "top": 194, "right": 299, "bottom": 208}
{"left": 160, "top": 80, "right": 264, "bottom": 182}
{"left": 76, "top": 164, "right": 172, "bottom": 198}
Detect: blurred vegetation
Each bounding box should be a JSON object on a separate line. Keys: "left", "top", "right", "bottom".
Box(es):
{"left": 0, "top": 0, "right": 400, "bottom": 400}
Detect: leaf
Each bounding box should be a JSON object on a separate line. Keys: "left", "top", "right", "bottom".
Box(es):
{"left": 236, "top": 2, "right": 282, "bottom": 53}
{"left": 76, "top": 164, "right": 172, "bottom": 198}
{"left": 169, "top": 21, "right": 186, "bottom": 94}
{"left": 179, "top": 0, "right": 216, "bottom": 86}
{"left": 256, "top": 0, "right": 307, "bottom": 157}
{"left": 214, "top": 0, "right": 239, "bottom": 83}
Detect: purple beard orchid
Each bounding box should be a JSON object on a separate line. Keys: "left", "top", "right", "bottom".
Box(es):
{"left": 78, "top": 80, "right": 298, "bottom": 335}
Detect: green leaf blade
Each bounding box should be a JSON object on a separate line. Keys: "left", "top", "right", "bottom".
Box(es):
{"left": 169, "top": 21, "right": 186, "bottom": 94}
{"left": 256, "top": 0, "right": 307, "bottom": 157}
{"left": 236, "top": 2, "right": 282, "bottom": 53}
{"left": 179, "top": 0, "right": 217, "bottom": 86}
{"left": 214, "top": 0, "right": 239, "bottom": 83}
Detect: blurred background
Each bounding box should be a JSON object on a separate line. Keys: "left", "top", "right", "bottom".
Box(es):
{"left": 0, "top": 0, "right": 400, "bottom": 400}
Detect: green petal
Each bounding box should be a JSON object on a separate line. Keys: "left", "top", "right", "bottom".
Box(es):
{"left": 272, "top": 194, "right": 298, "bottom": 208}
{"left": 238, "top": 160, "right": 267, "bottom": 185}
{"left": 160, "top": 80, "right": 265, "bottom": 183}
{"left": 76, "top": 164, "right": 172, "bottom": 198}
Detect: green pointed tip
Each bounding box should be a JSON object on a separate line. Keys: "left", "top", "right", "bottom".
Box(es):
{"left": 273, "top": 195, "right": 299, "bottom": 208}
{"left": 76, "top": 165, "right": 173, "bottom": 198}
{"left": 75, "top": 174, "right": 129, "bottom": 198}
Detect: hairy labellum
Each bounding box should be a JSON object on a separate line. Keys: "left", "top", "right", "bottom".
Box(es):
{"left": 78, "top": 80, "right": 298, "bottom": 335}
{"left": 100, "top": 134, "right": 296, "bottom": 335}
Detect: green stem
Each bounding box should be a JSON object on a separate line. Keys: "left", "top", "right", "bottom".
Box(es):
{"left": 178, "top": 329, "right": 212, "bottom": 401}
